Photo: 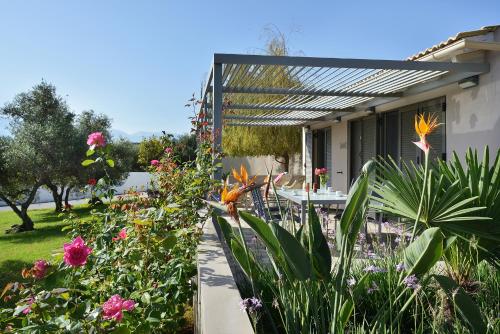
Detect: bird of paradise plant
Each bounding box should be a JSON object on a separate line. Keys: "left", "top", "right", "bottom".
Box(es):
{"left": 410, "top": 113, "right": 441, "bottom": 241}
{"left": 232, "top": 164, "right": 257, "bottom": 188}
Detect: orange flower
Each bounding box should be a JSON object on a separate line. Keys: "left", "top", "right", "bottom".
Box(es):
{"left": 232, "top": 164, "right": 256, "bottom": 188}
{"left": 413, "top": 113, "right": 440, "bottom": 153}
{"left": 220, "top": 182, "right": 244, "bottom": 220}
{"left": 221, "top": 182, "right": 243, "bottom": 204}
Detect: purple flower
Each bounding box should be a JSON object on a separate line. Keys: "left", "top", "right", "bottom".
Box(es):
{"left": 364, "top": 265, "right": 387, "bottom": 273}
{"left": 367, "top": 282, "right": 379, "bottom": 294}
{"left": 395, "top": 236, "right": 402, "bottom": 244}
{"left": 239, "top": 297, "right": 262, "bottom": 313}
{"left": 395, "top": 263, "right": 406, "bottom": 272}
{"left": 403, "top": 275, "right": 421, "bottom": 290}
{"left": 347, "top": 277, "right": 356, "bottom": 287}
{"left": 365, "top": 251, "right": 379, "bottom": 259}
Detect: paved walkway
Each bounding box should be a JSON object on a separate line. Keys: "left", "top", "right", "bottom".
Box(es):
{"left": 0, "top": 198, "right": 90, "bottom": 212}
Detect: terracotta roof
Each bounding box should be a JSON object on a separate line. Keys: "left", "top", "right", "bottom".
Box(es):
{"left": 407, "top": 25, "right": 499, "bottom": 60}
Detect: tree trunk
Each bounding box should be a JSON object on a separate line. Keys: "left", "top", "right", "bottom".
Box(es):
{"left": 0, "top": 183, "right": 39, "bottom": 232}
{"left": 275, "top": 153, "right": 290, "bottom": 173}
{"left": 283, "top": 153, "right": 290, "bottom": 173}
{"left": 19, "top": 205, "right": 35, "bottom": 231}
{"left": 64, "top": 187, "right": 72, "bottom": 207}
{"left": 47, "top": 182, "right": 64, "bottom": 212}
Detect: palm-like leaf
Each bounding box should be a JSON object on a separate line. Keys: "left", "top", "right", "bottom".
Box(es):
{"left": 437, "top": 146, "right": 500, "bottom": 265}
{"left": 370, "top": 156, "right": 494, "bottom": 241}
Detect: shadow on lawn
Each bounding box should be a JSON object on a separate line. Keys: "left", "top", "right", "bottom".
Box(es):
{"left": 0, "top": 224, "right": 69, "bottom": 244}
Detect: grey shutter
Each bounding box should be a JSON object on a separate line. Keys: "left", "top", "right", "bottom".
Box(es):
{"left": 350, "top": 120, "right": 363, "bottom": 182}
{"left": 400, "top": 104, "right": 419, "bottom": 166}
{"left": 421, "top": 97, "right": 446, "bottom": 162}
{"left": 362, "top": 116, "right": 377, "bottom": 162}
{"left": 325, "top": 128, "right": 332, "bottom": 186}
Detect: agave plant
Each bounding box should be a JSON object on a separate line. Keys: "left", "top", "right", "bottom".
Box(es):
{"left": 437, "top": 146, "right": 500, "bottom": 266}
{"left": 371, "top": 156, "right": 495, "bottom": 242}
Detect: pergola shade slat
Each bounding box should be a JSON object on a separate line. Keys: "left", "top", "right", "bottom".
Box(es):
{"left": 201, "top": 53, "right": 489, "bottom": 128}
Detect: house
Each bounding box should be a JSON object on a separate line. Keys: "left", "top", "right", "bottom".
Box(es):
{"left": 200, "top": 26, "right": 500, "bottom": 191}
{"left": 304, "top": 25, "right": 500, "bottom": 192}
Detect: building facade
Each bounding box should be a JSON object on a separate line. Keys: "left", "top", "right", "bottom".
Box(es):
{"left": 303, "top": 26, "right": 500, "bottom": 192}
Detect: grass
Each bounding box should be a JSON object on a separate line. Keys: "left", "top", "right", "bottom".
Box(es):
{"left": 0, "top": 205, "right": 94, "bottom": 292}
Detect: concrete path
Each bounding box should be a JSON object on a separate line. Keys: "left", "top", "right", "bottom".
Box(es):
{"left": 0, "top": 198, "right": 90, "bottom": 212}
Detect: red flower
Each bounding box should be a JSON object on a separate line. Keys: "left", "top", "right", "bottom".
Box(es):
{"left": 112, "top": 228, "right": 127, "bottom": 242}
{"left": 87, "top": 178, "right": 97, "bottom": 186}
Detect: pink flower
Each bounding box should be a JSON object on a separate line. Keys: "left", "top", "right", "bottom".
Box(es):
{"left": 102, "top": 295, "right": 136, "bottom": 322}
{"left": 63, "top": 236, "right": 92, "bottom": 267}
{"left": 273, "top": 172, "right": 286, "bottom": 184}
{"left": 22, "top": 297, "right": 34, "bottom": 315}
{"left": 112, "top": 228, "right": 127, "bottom": 242}
{"left": 87, "top": 132, "right": 106, "bottom": 149}
{"left": 164, "top": 147, "right": 173, "bottom": 154}
{"left": 32, "top": 260, "right": 49, "bottom": 279}
{"left": 151, "top": 159, "right": 160, "bottom": 166}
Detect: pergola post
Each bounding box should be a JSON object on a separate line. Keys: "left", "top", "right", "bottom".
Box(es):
{"left": 212, "top": 62, "right": 223, "bottom": 180}
{"left": 303, "top": 126, "right": 313, "bottom": 185}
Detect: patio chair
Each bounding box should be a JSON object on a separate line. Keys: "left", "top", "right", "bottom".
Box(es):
{"left": 250, "top": 187, "right": 283, "bottom": 222}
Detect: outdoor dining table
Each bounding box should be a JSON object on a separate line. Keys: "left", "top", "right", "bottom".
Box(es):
{"left": 275, "top": 189, "right": 348, "bottom": 223}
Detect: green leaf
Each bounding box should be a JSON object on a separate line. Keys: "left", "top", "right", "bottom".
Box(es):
{"left": 270, "top": 222, "right": 311, "bottom": 280}
{"left": 216, "top": 216, "right": 235, "bottom": 252}
{"left": 239, "top": 211, "right": 281, "bottom": 259}
{"left": 141, "top": 292, "right": 151, "bottom": 304}
{"left": 339, "top": 298, "right": 354, "bottom": 327}
{"left": 81, "top": 159, "right": 95, "bottom": 166}
{"left": 404, "top": 227, "right": 443, "bottom": 276}
{"left": 86, "top": 149, "right": 95, "bottom": 157}
{"left": 307, "top": 203, "right": 332, "bottom": 279}
{"left": 434, "top": 275, "right": 487, "bottom": 334}
{"left": 106, "top": 159, "right": 115, "bottom": 167}
{"left": 112, "top": 327, "right": 131, "bottom": 334}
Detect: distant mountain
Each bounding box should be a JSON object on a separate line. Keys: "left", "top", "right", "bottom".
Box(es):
{"left": 112, "top": 129, "right": 164, "bottom": 143}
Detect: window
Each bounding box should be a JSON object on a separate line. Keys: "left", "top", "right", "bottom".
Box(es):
{"left": 349, "top": 97, "right": 446, "bottom": 184}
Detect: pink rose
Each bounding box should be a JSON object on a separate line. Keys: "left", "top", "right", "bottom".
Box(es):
{"left": 151, "top": 159, "right": 160, "bottom": 166}
{"left": 32, "top": 260, "right": 49, "bottom": 279}
{"left": 164, "top": 147, "right": 173, "bottom": 154}
{"left": 112, "top": 228, "right": 127, "bottom": 242}
{"left": 314, "top": 168, "right": 321, "bottom": 176}
{"left": 63, "top": 236, "right": 92, "bottom": 267}
{"left": 102, "top": 295, "right": 136, "bottom": 322}
{"left": 87, "top": 132, "right": 106, "bottom": 149}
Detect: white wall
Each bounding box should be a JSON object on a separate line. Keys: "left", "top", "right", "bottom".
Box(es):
{"left": 0, "top": 172, "right": 153, "bottom": 206}
{"left": 222, "top": 154, "right": 301, "bottom": 177}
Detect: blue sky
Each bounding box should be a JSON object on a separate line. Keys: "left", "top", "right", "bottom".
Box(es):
{"left": 0, "top": 0, "right": 498, "bottom": 135}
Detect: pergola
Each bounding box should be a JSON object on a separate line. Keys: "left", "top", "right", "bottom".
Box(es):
{"left": 199, "top": 53, "right": 489, "bottom": 178}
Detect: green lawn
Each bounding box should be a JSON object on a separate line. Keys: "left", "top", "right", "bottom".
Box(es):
{"left": 0, "top": 205, "right": 94, "bottom": 291}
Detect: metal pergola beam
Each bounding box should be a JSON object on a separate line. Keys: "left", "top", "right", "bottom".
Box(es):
{"left": 226, "top": 104, "right": 348, "bottom": 112}
{"left": 224, "top": 115, "right": 327, "bottom": 122}
{"left": 213, "top": 53, "right": 490, "bottom": 73}
{"left": 222, "top": 86, "right": 403, "bottom": 98}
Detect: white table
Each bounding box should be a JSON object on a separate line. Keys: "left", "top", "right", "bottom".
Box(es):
{"left": 276, "top": 189, "right": 348, "bottom": 223}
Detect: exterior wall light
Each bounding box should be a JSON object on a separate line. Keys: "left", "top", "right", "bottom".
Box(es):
{"left": 458, "top": 75, "right": 479, "bottom": 89}
{"left": 333, "top": 116, "right": 341, "bottom": 123}
{"left": 365, "top": 106, "right": 376, "bottom": 115}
